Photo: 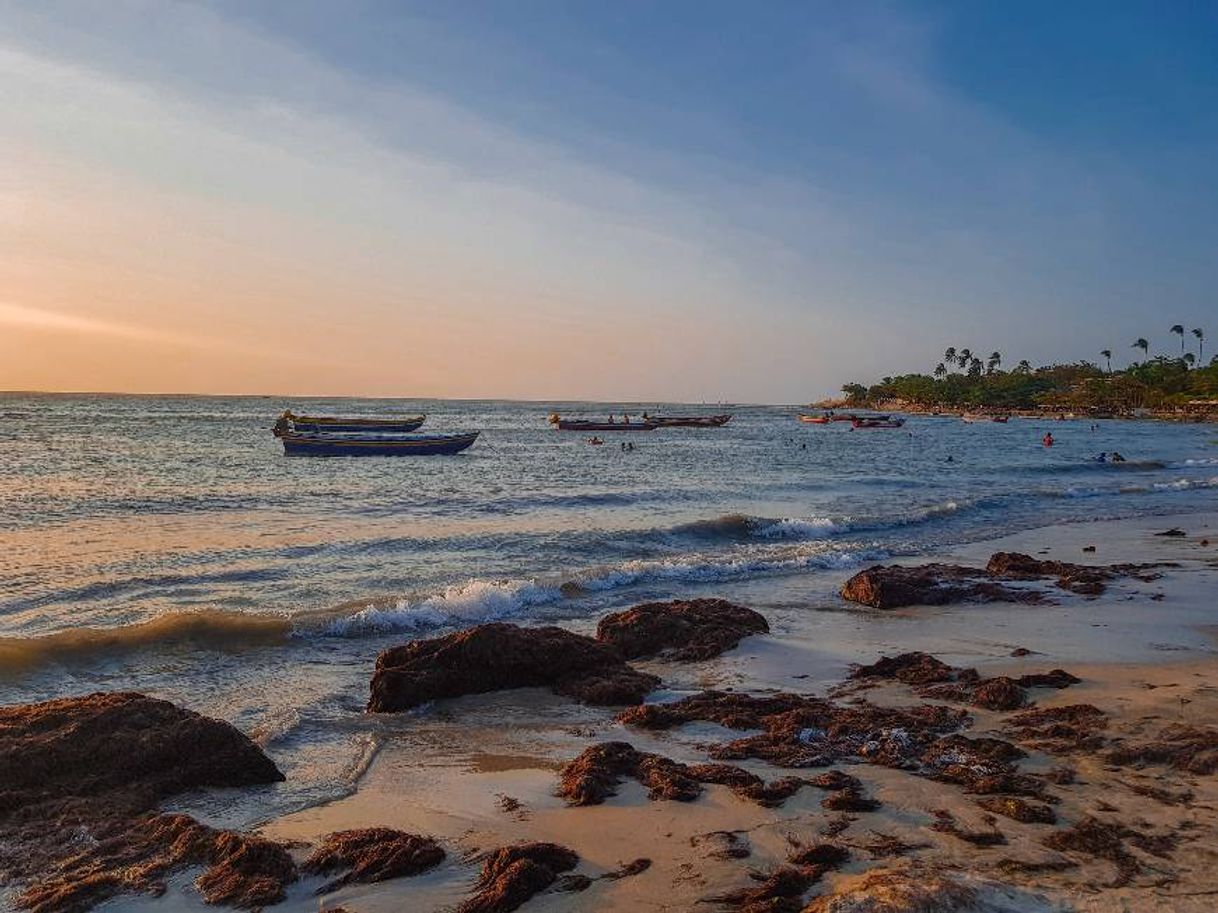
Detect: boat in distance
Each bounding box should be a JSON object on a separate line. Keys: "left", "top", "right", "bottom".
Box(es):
{"left": 800, "top": 413, "right": 891, "bottom": 425}
{"left": 279, "top": 430, "right": 479, "bottom": 456}
{"left": 961, "top": 413, "right": 1010, "bottom": 423}
{"left": 852, "top": 416, "right": 906, "bottom": 429}
{"left": 273, "top": 410, "right": 425, "bottom": 436}
{"left": 645, "top": 413, "right": 733, "bottom": 427}
{"left": 547, "top": 413, "right": 656, "bottom": 431}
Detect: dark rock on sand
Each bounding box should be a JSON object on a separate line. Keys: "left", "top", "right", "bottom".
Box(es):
{"left": 457, "top": 843, "right": 579, "bottom": 913}
{"left": 709, "top": 843, "right": 849, "bottom": 913}
{"left": 301, "top": 828, "right": 445, "bottom": 894}
{"left": 975, "top": 795, "right": 1056, "bottom": 824}
{"left": 1104, "top": 723, "right": 1218, "bottom": 773}
{"left": 618, "top": 690, "right": 968, "bottom": 771}
{"left": 595, "top": 598, "right": 768, "bottom": 661}
{"left": 0, "top": 692, "right": 291, "bottom": 913}
{"left": 800, "top": 865, "right": 985, "bottom": 913}
{"left": 987, "top": 551, "right": 1171, "bottom": 595}
{"left": 839, "top": 563, "right": 1041, "bottom": 609}
{"left": 367, "top": 623, "right": 659, "bottom": 712}
{"left": 1001, "top": 704, "right": 1109, "bottom": 754}
{"left": 850, "top": 651, "right": 955, "bottom": 685}
{"left": 557, "top": 742, "right": 808, "bottom": 808}
{"left": 919, "top": 735, "right": 1050, "bottom": 799}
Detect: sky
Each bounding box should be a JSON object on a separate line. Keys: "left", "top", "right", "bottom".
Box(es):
{"left": 1, "top": 1, "right": 1216, "bottom": 402}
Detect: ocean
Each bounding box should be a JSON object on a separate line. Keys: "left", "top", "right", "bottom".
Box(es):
{"left": 2, "top": 393, "right": 1216, "bottom": 823}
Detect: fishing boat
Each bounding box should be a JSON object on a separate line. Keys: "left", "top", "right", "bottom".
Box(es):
{"left": 278, "top": 430, "right": 479, "bottom": 456}
{"left": 646, "top": 414, "right": 733, "bottom": 427}
{"left": 961, "top": 413, "right": 1009, "bottom": 424}
{"left": 852, "top": 417, "right": 906, "bottom": 429}
{"left": 798, "top": 414, "right": 832, "bottom": 424}
{"left": 547, "top": 413, "right": 656, "bottom": 431}
{"left": 273, "top": 410, "right": 425, "bottom": 436}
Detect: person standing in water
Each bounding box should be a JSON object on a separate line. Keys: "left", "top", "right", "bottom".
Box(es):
{"left": 1043, "top": 432, "right": 1055, "bottom": 447}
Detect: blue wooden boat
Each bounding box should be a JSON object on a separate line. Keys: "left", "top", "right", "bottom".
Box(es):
{"left": 273, "top": 410, "right": 425, "bottom": 436}
{"left": 280, "top": 430, "right": 479, "bottom": 456}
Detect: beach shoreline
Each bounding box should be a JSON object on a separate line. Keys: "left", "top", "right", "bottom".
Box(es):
{"left": 75, "top": 509, "right": 1203, "bottom": 913}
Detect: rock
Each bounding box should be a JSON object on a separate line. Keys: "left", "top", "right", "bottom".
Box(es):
{"left": 618, "top": 690, "right": 968, "bottom": 771}
{"left": 457, "top": 843, "right": 579, "bottom": 913}
{"left": 1103, "top": 723, "right": 1218, "bottom": 774}
{"left": 367, "top": 623, "right": 659, "bottom": 712}
{"left": 595, "top": 598, "right": 768, "bottom": 661}
{"left": 17, "top": 813, "right": 296, "bottom": 913}
{"left": 0, "top": 691, "right": 284, "bottom": 821}
{"left": 919, "top": 736, "right": 1048, "bottom": 799}
{"left": 1013, "top": 669, "right": 1081, "bottom": 689}
{"left": 969, "top": 677, "right": 1027, "bottom": 711}
{"left": 800, "top": 866, "right": 984, "bottom": 913}
{"left": 987, "top": 551, "right": 1172, "bottom": 595}
{"left": 709, "top": 842, "right": 849, "bottom": 912}
{"left": 975, "top": 796, "right": 1056, "bottom": 824}
{"left": 0, "top": 693, "right": 290, "bottom": 913}
{"left": 1001, "top": 704, "right": 1109, "bottom": 754}
{"left": 557, "top": 742, "right": 807, "bottom": 808}
{"left": 301, "top": 829, "right": 444, "bottom": 894}
{"left": 850, "top": 652, "right": 955, "bottom": 685}
{"left": 840, "top": 564, "right": 1040, "bottom": 609}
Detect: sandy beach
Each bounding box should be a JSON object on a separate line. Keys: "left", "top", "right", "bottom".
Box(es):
{"left": 61, "top": 510, "right": 1195, "bottom": 913}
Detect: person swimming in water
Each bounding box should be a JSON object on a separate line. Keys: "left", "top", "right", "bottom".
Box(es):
{"left": 1111, "top": 451, "right": 1126, "bottom": 462}
{"left": 1043, "top": 432, "right": 1055, "bottom": 447}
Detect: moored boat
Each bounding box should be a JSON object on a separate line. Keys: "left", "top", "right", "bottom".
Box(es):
{"left": 852, "top": 417, "right": 906, "bottom": 429}
{"left": 279, "top": 430, "right": 479, "bottom": 456}
{"left": 645, "top": 414, "right": 732, "bottom": 427}
{"left": 798, "top": 414, "right": 832, "bottom": 424}
{"left": 961, "top": 413, "right": 1010, "bottom": 424}
{"left": 273, "top": 410, "right": 425, "bottom": 436}
{"left": 548, "top": 413, "right": 656, "bottom": 431}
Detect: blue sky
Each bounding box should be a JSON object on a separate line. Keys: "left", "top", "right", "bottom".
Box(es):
{"left": 1, "top": 1, "right": 1215, "bottom": 399}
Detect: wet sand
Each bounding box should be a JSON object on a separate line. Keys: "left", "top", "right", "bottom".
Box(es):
{"left": 153, "top": 512, "right": 1218, "bottom": 912}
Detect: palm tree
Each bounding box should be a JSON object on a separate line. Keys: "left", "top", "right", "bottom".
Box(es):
{"left": 967, "top": 357, "right": 983, "bottom": 377}
{"left": 958, "top": 348, "right": 973, "bottom": 370}
{"left": 1131, "top": 338, "right": 1149, "bottom": 360}
{"left": 934, "top": 362, "right": 947, "bottom": 379}
{"left": 1184, "top": 352, "right": 1196, "bottom": 367}
{"left": 987, "top": 351, "right": 1002, "bottom": 374}
{"left": 1193, "top": 327, "right": 1205, "bottom": 363}
{"left": 1171, "top": 324, "right": 1185, "bottom": 353}
{"left": 944, "top": 347, "right": 957, "bottom": 369}
{"left": 1016, "top": 359, "right": 1032, "bottom": 374}
{"left": 1100, "top": 349, "right": 1112, "bottom": 373}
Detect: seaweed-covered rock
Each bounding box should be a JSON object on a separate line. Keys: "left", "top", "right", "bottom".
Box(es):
{"left": 457, "top": 843, "right": 579, "bottom": 913}
{"left": 710, "top": 843, "right": 849, "bottom": 913}
{"left": 1001, "top": 704, "right": 1109, "bottom": 754}
{"left": 0, "top": 693, "right": 290, "bottom": 913}
{"left": 840, "top": 564, "right": 1040, "bottom": 609}
{"left": 1103, "top": 723, "right": 1218, "bottom": 774}
{"left": 975, "top": 796, "right": 1056, "bottom": 825}
{"left": 850, "top": 652, "right": 955, "bottom": 685}
{"left": 595, "top": 598, "right": 768, "bottom": 661}
{"left": 986, "top": 552, "right": 1171, "bottom": 595}
{"left": 367, "top": 623, "right": 659, "bottom": 712}
{"left": 557, "top": 742, "right": 807, "bottom": 808}
{"left": 800, "top": 866, "right": 982, "bottom": 912}
{"left": 301, "top": 828, "right": 444, "bottom": 894}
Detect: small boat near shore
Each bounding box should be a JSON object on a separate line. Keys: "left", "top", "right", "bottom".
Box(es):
{"left": 273, "top": 410, "right": 425, "bottom": 435}
{"left": 548, "top": 413, "right": 656, "bottom": 431}
{"left": 278, "top": 430, "right": 479, "bottom": 456}
{"left": 645, "top": 414, "right": 732, "bottom": 427}
{"left": 852, "top": 416, "right": 906, "bottom": 429}
{"left": 799, "top": 414, "right": 832, "bottom": 424}
{"left": 962, "top": 413, "right": 1010, "bottom": 424}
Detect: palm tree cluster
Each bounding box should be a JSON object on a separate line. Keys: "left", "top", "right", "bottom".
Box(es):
{"left": 841, "top": 325, "right": 1215, "bottom": 412}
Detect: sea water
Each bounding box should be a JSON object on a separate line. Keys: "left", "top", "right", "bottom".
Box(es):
{"left": 1, "top": 393, "right": 1216, "bottom": 822}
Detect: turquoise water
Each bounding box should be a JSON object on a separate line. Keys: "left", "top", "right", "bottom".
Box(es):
{"left": 1, "top": 393, "right": 1216, "bottom": 819}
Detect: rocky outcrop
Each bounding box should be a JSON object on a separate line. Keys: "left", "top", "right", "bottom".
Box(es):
{"left": 366, "top": 623, "right": 659, "bottom": 712}
{"left": 840, "top": 563, "right": 1042, "bottom": 609}
{"left": 841, "top": 552, "right": 1173, "bottom": 609}
{"left": 0, "top": 692, "right": 290, "bottom": 913}
{"left": 557, "top": 741, "right": 808, "bottom": 808}
{"left": 595, "top": 598, "right": 769, "bottom": 661}
{"left": 457, "top": 843, "right": 579, "bottom": 913}
{"left": 301, "top": 828, "right": 445, "bottom": 894}
{"left": 618, "top": 690, "right": 968, "bottom": 771}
